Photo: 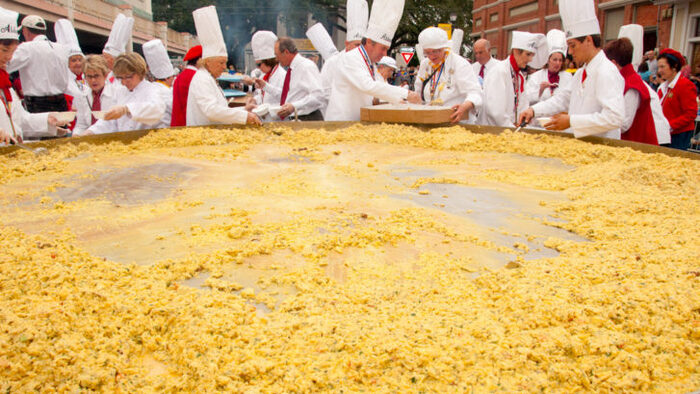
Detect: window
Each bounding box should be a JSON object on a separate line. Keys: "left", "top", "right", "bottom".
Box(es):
{"left": 490, "top": 13, "right": 498, "bottom": 23}
{"left": 604, "top": 8, "right": 625, "bottom": 42}
{"left": 509, "top": 2, "right": 538, "bottom": 18}
{"left": 475, "top": 18, "right": 482, "bottom": 28}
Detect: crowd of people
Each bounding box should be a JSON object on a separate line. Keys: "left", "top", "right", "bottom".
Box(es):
{"left": 0, "top": 0, "right": 697, "bottom": 151}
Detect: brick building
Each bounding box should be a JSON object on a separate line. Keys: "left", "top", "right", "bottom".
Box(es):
{"left": 470, "top": 0, "right": 675, "bottom": 61}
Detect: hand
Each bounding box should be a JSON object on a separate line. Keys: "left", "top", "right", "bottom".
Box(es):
{"left": 277, "top": 103, "right": 295, "bottom": 119}
{"left": 539, "top": 81, "right": 552, "bottom": 96}
{"left": 104, "top": 106, "right": 129, "bottom": 120}
{"left": 246, "top": 112, "right": 262, "bottom": 126}
{"left": 406, "top": 91, "right": 421, "bottom": 104}
{"left": 47, "top": 113, "right": 58, "bottom": 127}
{"left": 244, "top": 97, "right": 257, "bottom": 112}
{"left": 450, "top": 101, "right": 474, "bottom": 124}
{"left": 1, "top": 128, "right": 15, "bottom": 145}
{"left": 254, "top": 78, "right": 267, "bottom": 89}
{"left": 77, "top": 129, "right": 95, "bottom": 137}
{"left": 56, "top": 127, "right": 69, "bottom": 137}
{"left": 242, "top": 76, "right": 254, "bottom": 85}
{"left": 517, "top": 108, "right": 534, "bottom": 127}
{"left": 544, "top": 112, "right": 570, "bottom": 131}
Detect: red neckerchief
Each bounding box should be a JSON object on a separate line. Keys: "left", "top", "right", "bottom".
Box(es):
{"left": 581, "top": 69, "right": 587, "bottom": 84}
{"left": 509, "top": 55, "right": 525, "bottom": 93}
{"left": 547, "top": 70, "right": 560, "bottom": 93}
{"left": 0, "top": 69, "right": 13, "bottom": 105}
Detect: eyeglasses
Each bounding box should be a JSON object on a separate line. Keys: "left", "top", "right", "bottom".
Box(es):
{"left": 116, "top": 73, "right": 136, "bottom": 80}
{"left": 255, "top": 62, "right": 262, "bottom": 67}
{"left": 424, "top": 49, "right": 444, "bottom": 57}
{"left": 85, "top": 74, "right": 103, "bottom": 80}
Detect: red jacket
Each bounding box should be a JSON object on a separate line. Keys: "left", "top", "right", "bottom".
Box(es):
{"left": 171, "top": 67, "right": 197, "bottom": 127}
{"left": 659, "top": 75, "right": 698, "bottom": 134}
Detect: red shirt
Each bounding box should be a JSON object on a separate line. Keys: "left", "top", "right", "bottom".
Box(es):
{"left": 659, "top": 74, "right": 698, "bottom": 134}
{"left": 171, "top": 66, "right": 197, "bottom": 127}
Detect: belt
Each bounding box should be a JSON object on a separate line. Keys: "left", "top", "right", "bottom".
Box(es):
{"left": 25, "top": 94, "right": 66, "bottom": 102}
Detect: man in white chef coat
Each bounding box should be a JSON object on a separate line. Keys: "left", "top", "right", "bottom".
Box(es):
{"left": 479, "top": 31, "right": 547, "bottom": 127}
{"left": 325, "top": 0, "right": 421, "bottom": 121}
{"left": 102, "top": 14, "right": 134, "bottom": 84}
{"left": 143, "top": 39, "right": 175, "bottom": 128}
{"left": 8, "top": 15, "right": 70, "bottom": 113}
{"left": 274, "top": 37, "right": 326, "bottom": 120}
{"left": 518, "top": 0, "right": 625, "bottom": 139}
{"left": 472, "top": 39, "right": 496, "bottom": 86}
{"left": 186, "top": 6, "right": 260, "bottom": 127}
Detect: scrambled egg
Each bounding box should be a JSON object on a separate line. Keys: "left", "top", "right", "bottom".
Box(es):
{"left": 0, "top": 124, "right": 698, "bottom": 392}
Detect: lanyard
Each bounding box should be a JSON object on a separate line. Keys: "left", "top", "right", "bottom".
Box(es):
{"left": 358, "top": 46, "right": 375, "bottom": 79}
{"left": 429, "top": 63, "right": 445, "bottom": 102}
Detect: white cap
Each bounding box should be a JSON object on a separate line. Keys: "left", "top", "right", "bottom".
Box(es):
{"left": 511, "top": 31, "right": 548, "bottom": 69}
{"left": 143, "top": 39, "right": 175, "bottom": 79}
{"left": 560, "top": 0, "right": 601, "bottom": 39}
{"left": 546, "top": 29, "right": 567, "bottom": 57}
{"left": 364, "top": 0, "right": 405, "bottom": 47}
{"left": 306, "top": 23, "right": 338, "bottom": 60}
{"left": 618, "top": 24, "right": 643, "bottom": 70}
{"left": 193, "top": 6, "right": 228, "bottom": 59}
{"left": 103, "top": 14, "right": 134, "bottom": 57}
{"left": 418, "top": 27, "right": 450, "bottom": 50}
{"left": 55, "top": 19, "right": 83, "bottom": 57}
{"left": 377, "top": 56, "right": 397, "bottom": 70}
{"left": 21, "top": 15, "right": 46, "bottom": 30}
{"left": 251, "top": 30, "right": 277, "bottom": 61}
{"left": 346, "top": 0, "right": 368, "bottom": 42}
{"left": 0, "top": 7, "right": 19, "bottom": 41}
{"left": 415, "top": 43, "right": 424, "bottom": 63}
{"left": 451, "top": 29, "right": 464, "bottom": 55}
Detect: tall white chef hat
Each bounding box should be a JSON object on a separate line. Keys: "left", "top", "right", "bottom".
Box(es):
{"left": 511, "top": 31, "right": 548, "bottom": 69}
{"left": 451, "top": 28, "right": 464, "bottom": 55}
{"left": 560, "top": 0, "right": 601, "bottom": 39}
{"left": 618, "top": 24, "right": 643, "bottom": 70}
{"left": 415, "top": 43, "right": 424, "bottom": 63}
{"left": 0, "top": 7, "right": 19, "bottom": 41}
{"left": 103, "top": 13, "right": 134, "bottom": 57}
{"left": 546, "top": 29, "right": 567, "bottom": 57}
{"left": 251, "top": 30, "right": 278, "bottom": 61}
{"left": 55, "top": 19, "right": 83, "bottom": 57}
{"left": 193, "top": 6, "right": 227, "bottom": 59}
{"left": 306, "top": 23, "right": 339, "bottom": 61}
{"left": 346, "top": 0, "right": 368, "bottom": 42}
{"left": 418, "top": 27, "right": 450, "bottom": 50}
{"left": 364, "top": 0, "right": 405, "bottom": 47}
{"left": 143, "top": 39, "right": 175, "bottom": 80}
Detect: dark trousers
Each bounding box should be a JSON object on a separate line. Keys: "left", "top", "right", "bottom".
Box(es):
{"left": 24, "top": 95, "right": 68, "bottom": 113}
{"left": 669, "top": 130, "right": 693, "bottom": 151}
{"left": 298, "top": 110, "right": 324, "bottom": 121}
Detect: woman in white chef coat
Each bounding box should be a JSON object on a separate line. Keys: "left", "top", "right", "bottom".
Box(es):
{"left": 0, "top": 7, "right": 61, "bottom": 145}
{"left": 525, "top": 30, "right": 572, "bottom": 106}
{"left": 186, "top": 6, "right": 260, "bottom": 127}
{"left": 83, "top": 53, "right": 165, "bottom": 135}
{"left": 243, "top": 31, "right": 286, "bottom": 107}
{"left": 414, "top": 27, "right": 482, "bottom": 124}
{"left": 73, "top": 55, "right": 118, "bottom": 135}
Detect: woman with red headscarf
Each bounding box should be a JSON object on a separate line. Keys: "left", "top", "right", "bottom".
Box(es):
{"left": 657, "top": 48, "right": 698, "bottom": 150}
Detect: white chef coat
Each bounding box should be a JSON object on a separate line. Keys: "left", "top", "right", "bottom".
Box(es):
{"left": 472, "top": 57, "right": 496, "bottom": 86}
{"left": 279, "top": 54, "right": 326, "bottom": 117}
{"left": 0, "top": 89, "right": 54, "bottom": 143}
{"left": 87, "top": 79, "right": 165, "bottom": 135}
{"left": 647, "top": 84, "right": 671, "bottom": 145}
{"left": 525, "top": 69, "right": 573, "bottom": 105}
{"left": 73, "top": 83, "right": 119, "bottom": 135}
{"left": 531, "top": 50, "right": 625, "bottom": 139}
{"left": 319, "top": 52, "right": 342, "bottom": 116}
{"left": 7, "top": 35, "right": 70, "bottom": 97}
{"left": 414, "top": 52, "right": 482, "bottom": 119}
{"left": 478, "top": 58, "right": 529, "bottom": 127}
{"left": 151, "top": 81, "right": 173, "bottom": 128}
{"left": 254, "top": 65, "right": 287, "bottom": 106}
{"left": 325, "top": 46, "right": 409, "bottom": 121}
{"left": 186, "top": 69, "right": 248, "bottom": 126}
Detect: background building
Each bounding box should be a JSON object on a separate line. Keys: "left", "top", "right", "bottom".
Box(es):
{"left": 0, "top": 0, "right": 195, "bottom": 57}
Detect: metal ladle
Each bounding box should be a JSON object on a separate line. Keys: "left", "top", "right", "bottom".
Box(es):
{"left": 14, "top": 142, "right": 48, "bottom": 156}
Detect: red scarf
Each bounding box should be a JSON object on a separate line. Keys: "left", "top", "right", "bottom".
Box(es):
{"left": 620, "top": 64, "right": 658, "bottom": 145}
{"left": 547, "top": 71, "right": 560, "bottom": 93}
{"left": 0, "top": 69, "right": 13, "bottom": 104}
{"left": 509, "top": 55, "right": 525, "bottom": 93}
